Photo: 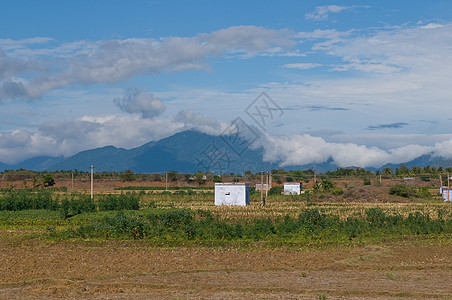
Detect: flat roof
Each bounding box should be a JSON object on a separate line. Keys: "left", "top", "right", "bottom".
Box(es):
{"left": 215, "top": 183, "right": 249, "bottom": 186}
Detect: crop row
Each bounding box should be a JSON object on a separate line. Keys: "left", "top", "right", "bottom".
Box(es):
{"left": 0, "top": 189, "right": 140, "bottom": 218}
{"left": 50, "top": 207, "right": 452, "bottom": 245}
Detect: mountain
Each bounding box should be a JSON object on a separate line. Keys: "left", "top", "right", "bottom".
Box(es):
{"left": 0, "top": 162, "right": 9, "bottom": 172}
{"left": 376, "top": 155, "right": 452, "bottom": 172}
{"left": 2, "top": 130, "right": 452, "bottom": 173}
{"left": 46, "top": 131, "right": 280, "bottom": 173}
{"left": 0, "top": 156, "right": 64, "bottom": 172}
{"left": 14, "top": 156, "right": 65, "bottom": 170}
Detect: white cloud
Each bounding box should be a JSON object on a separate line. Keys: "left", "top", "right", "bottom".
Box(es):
{"left": 332, "top": 58, "right": 401, "bottom": 73}
{"left": 266, "top": 22, "right": 452, "bottom": 133}
{"left": 262, "top": 134, "right": 436, "bottom": 168}
{"left": 283, "top": 63, "right": 322, "bottom": 69}
{"left": 0, "top": 26, "right": 295, "bottom": 100}
{"left": 114, "top": 87, "right": 166, "bottom": 119}
{"left": 421, "top": 23, "right": 444, "bottom": 29}
{"left": 174, "top": 110, "right": 226, "bottom": 135}
{"left": 305, "top": 5, "right": 348, "bottom": 21}
{"left": 305, "top": 5, "right": 370, "bottom": 21}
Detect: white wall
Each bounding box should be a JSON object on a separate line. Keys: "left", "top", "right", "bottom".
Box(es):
{"left": 215, "top": 183, "right": 249, "bottom": 206}
{"left": 442, "top": 189, "right": 452, "bottom": 202}
{"left": 284, "top": 183, "right": 302, "bottom": 195}
{"left": 255, "top": 184, "right": 269, "bottom": 191}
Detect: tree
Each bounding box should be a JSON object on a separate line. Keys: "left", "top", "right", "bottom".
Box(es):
{"left": 194, "top": 172, "right": 205, "bottom": 184}
{"left": 167, "top": 171, "right": 179, "bottom": 182}
{"left": 43, "top": 174, "right": 55, "bottom": 187}
{"left": 121, "top": 169, "right": 135, "bottom": 182}
{"left": 213, "top": 175, "right": 222, "bottom": 183}
{"left": 382, "top": 168, "right": 393, "bottom": 176}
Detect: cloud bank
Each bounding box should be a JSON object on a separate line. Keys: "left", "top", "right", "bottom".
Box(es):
{"left": 261, "top": 134, "right": 438, "bottom": 168}
{"left": 0, "top": 26, "right": 294, "bottom": 101}
{"left": 2, "top": 113, "right": 452, "bottom": 169}
{"left": 305, "top": 5, "right": 368, "bottom": 21}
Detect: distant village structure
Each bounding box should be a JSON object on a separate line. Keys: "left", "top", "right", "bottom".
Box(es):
{"left": 440, "top": 174, "right": 452, "bottom": 202}
{"left": 214, "top": 183, "right": 250, "bottom": 206}
{"left": 284, "top": 182, "right": 302, "bottom": 195}
{"left": 440, "top": 187, "right": 452, "bottom": 202}
{"left": 255, "top": 183, "right": 269, "bottom": 191}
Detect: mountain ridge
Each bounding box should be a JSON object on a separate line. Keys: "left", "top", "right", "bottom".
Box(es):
{"left": 2, "top": 130, "right": 452, "bottom": 173}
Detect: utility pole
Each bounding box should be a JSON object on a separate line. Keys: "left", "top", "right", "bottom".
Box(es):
{"left": 269, "top": 172, "right": 272, "bottom": 189}
{"left": 165, "top": 172, "right": 168, "bottom": 191}
{"left": 90, "top": 165, "right": 94, "bottom": 199}
{"left": 265, "top": 172, "right": 269, "bottom": 199}
{"left": 71, "top": 172, "right": 74, "bottom": 191}
{"left": 260, "top": 171, "right": 263, "bottom": 204}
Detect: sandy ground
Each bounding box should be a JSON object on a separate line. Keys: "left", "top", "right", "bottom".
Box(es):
{"left": 0, "top": 238, "right": 451, "bottom": 299}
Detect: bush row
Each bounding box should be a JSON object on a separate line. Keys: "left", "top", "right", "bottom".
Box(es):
{"left": 389, "top": 184, "right": 431, "bottom": 198}
{"left": 115, "top": 186, "right": 214, "bottom": 191}
{"left": 0, "top": 190, "right": 141, "bottom": 217}
{"left": 0, "top": 189, "right": 58, "bottom": 211}
{"left": 55, "top": 208, "right": 452, "bottom": 242}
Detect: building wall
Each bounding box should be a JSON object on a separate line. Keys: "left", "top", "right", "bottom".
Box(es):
{"left": 215, "top": 183, "right": 250, "bottom": 206}
{"left": 442, "top": 188, "right": 452, "bottom": 202}
{"left": 255, "top": 184, "right": 269, "bottom": 191}
{"left": 284, "top": 183, "right": 302, "bottom": 195}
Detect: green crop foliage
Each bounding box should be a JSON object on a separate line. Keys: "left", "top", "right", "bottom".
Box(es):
{"left": 47, "top": 207, "right": 452, "bottom": 245}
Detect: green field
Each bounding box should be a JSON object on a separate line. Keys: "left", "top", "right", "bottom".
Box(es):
{"left": 1, "top": 188, "right": 451, "bottom": 248}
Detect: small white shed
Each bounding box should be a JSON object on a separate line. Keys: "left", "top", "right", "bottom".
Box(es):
{"left": 284, "top": 182, "right": 302, "bottom": 195}
{"left": 215, "top": 183, "right": 250, "bottom": 206}
{"left": 441, "top": 187, "right": 452, "bottom": 202}
{"left": 255, "top": 183, "right": 269, "bottom": 191}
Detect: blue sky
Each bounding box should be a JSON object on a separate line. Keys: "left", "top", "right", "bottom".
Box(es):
{"left": 2, "top": 1, "right": 452, "bottom": 168}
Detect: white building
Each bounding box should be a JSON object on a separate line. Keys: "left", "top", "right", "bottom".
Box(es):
{"left": 441, "top": 187, "right": 452, "bottom": 202}
{"left": 215, "top": 183, "right": 250, "bottom": 206}
{"left": 284, "top": 182, "right": 302, "bottom": 195}
{"left": 255, "top": 183, "right": 269, "bottom": 191}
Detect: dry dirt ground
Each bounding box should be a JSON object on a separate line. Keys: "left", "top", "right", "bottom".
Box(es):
{"left": 0, "top": 238, "right": 451, "bottom": 299}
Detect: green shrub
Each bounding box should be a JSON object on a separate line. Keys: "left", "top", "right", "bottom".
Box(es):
{"left": 97, "top": 193, "right": 140, "bottom": 211}
{"left": 365, "top": 208, "right": 386, "bottom": 227}
{"left": 389, "top": 184, "right": 417, "bottom": 198}
{"left": 331, "top": 187, "right": 343, "bottom": 195}
{"left": 49, "top": 207, "right": 452, "bottom": 244}
{"left": 389, "top": 184, "right": 431, "bottom": 198}
{"left": 60, "top": 195, "right": 96, "bottom": 219}
{"left": 268, "top": 186, "right": 283, "bottom": 195}
{"left": 0, "top": 189, "right": 59, "bottom": 211}
{"left": 416, "top": 186, "right": 431, "bottom": 198}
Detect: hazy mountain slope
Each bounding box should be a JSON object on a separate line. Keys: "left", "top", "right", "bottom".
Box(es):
{"left": 3, "top": 131, "right": 452, "bottom": 173}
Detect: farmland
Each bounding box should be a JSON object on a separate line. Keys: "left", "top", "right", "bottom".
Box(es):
{"left": 0, "top": 174, "right": 451, "bottom": 299}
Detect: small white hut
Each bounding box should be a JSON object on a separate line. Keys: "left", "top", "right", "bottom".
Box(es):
{"left": 255, "top": 183, "right": 269, "bottom": 191}
{"left": 284, "top": 182, "right": 302, "bottom": 195}
{"left": 215, "top": 183, "right": 250, "bottom": 206}
{"left": 441, "top": 187, "right": 452, "bottom": 202}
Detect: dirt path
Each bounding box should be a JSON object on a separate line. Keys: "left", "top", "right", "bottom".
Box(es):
{"left": 0, "top": 240, "right": 451, "bottom": 299}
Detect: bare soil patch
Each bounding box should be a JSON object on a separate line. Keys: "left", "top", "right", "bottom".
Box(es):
{"left": 0, "top": 239, "right": 451, "bottom": 299}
